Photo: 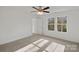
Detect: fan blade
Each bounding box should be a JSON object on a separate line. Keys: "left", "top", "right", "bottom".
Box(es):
{"left": 43, "top": 11, "right": 49, "bottom": 13}
{"left": 32, "top": 7, "right": 39, "bottom": 11}
{"left": 31, "top": 11, "right": 37, "bottom": 12}
{"left": 31, "top": 11, "right": 37, "bottom": 13}
{"left": 43, "top": 7, "right": 50, "bottom": 10}
{"left": 39, "top": 6, "right": 42, "bottom": 9}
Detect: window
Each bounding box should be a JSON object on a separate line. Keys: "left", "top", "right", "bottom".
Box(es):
{"left": 57, "top": 16, "right": 67, "bottom": 32}
{"left": 48, "top": 18, "right": 55, "bottom": 31}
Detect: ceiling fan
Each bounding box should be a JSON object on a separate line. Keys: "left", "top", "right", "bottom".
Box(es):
{"left": 32, "top": 6, "right": 50, "bottom": 15}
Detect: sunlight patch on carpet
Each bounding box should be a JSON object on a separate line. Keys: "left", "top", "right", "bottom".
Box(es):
{"left": 15, "top": 38, "right": 65, "bottom": 52}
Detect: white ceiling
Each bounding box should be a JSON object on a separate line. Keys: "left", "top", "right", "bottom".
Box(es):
{"left": 1, "top": 6, "right": 78, "bottom": 15}
{"left": 30, "top": 6, "right": 79, "bottom": 16}
{"left": 0, "top": 6, "right": 79, "bottom": 13}
{"left": 50, "top": 6, "right": 79, "bottom": 12}
{"left": 31, "top": 6, "right": 79, "bottom": 11}
{"left": 30, "top": 6, "right": 79, "bottom": 15}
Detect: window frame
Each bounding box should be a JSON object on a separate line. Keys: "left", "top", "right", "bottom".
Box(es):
{"left": 48, "top": 17, "right": 55, "bottom": 31}
{"left": 57, "top": 16, "right": 67, "bottom": 32}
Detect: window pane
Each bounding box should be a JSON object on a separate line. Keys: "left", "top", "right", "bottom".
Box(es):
{"left": 48, "top": 25, "right": 54, "bottom": 30}
{"left": 57, "top": 16, "right": 67, "bottom": 32}
{"left": 57, "top": 16, "right": 67, "bottom": 24}
{"left": 62, "top": 25, "right": 67, "bottom": 32}
{"left": 48, "top": 18, "right": 54, "bottom": 24}
{"left": 48, "top": 17, "right": 55, "bottom": 31}
{"left": 63, "top": 17, "right": 67, "bottom": 24}
{"left": 57, "top": 25, "right": 62, "bottom": 31}
{"left": 57, "top": 17, "right": 62, "bottom": 24}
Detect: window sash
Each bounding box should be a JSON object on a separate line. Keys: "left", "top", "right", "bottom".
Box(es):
{"left": 57, "top": 24, "right": 67, "bottom": 32}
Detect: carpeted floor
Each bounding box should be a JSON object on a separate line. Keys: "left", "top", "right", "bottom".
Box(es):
{"left": 0, "top": 34, "right": 79, "bottom": 52}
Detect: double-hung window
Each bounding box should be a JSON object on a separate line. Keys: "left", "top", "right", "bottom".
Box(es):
{"left": 48, "top": 18, "right": 55, "bottom": 31}
{"left": 57, "top": 16, "right": 67, "bottom": 32}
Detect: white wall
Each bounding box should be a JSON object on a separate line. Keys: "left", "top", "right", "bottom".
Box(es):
{"left": 36, "top": 16, "right": 43, "bottom": 34}
{"left": 32, "top": 18, "right": 37, "bottom": 33}
{"left": 32, "top": 15, "right": 43, "bottom": 34}
{"left": 0, "top": 7, "right": 32, "bottom": 45}
{"left": 43, "top": 9, "right": 79, "bottom": 43}
{"left": 37, "top": 9, "right": 79, "bottom": 43}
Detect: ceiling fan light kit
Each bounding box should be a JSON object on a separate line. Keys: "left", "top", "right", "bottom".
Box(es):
{"left": 32, "top": 6, "right": 50, "bottom": 15}
{"left": 37, "top": 12, "right": 43, "bottom": 15}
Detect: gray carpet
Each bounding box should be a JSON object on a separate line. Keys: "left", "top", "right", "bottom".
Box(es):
{"left": 0, "top": 34, "right": 79, "bottom": 52}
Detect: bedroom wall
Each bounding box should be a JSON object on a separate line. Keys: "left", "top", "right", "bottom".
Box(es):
{"left": 42, "top": 9, "right": 79, "bottom": 43}
{"left": 0, "top": 6, "right": 32, "bottom": 45}
{"left": 32, "top": 15, "right": 43, "bottom": 34}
